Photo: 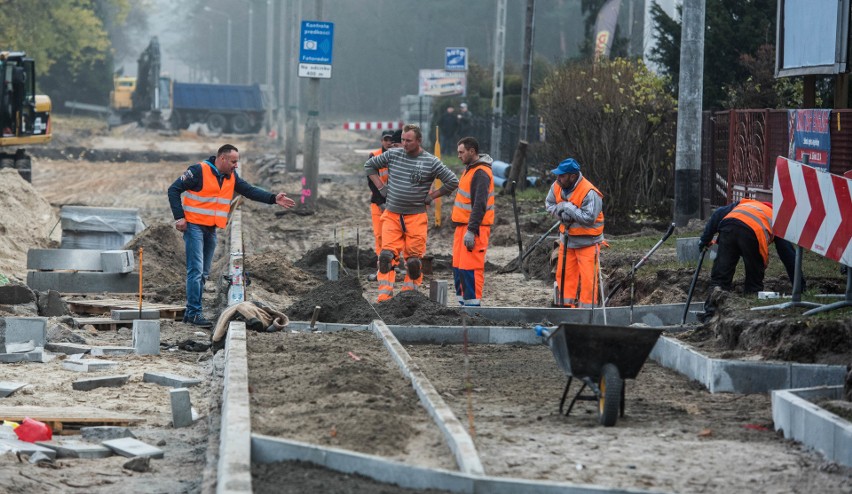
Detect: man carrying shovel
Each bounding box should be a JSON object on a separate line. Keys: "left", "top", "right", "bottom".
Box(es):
{"left": 545, "top": 158, "right": 605, "bottom": 308}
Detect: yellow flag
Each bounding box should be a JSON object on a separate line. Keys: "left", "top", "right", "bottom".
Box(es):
{"left": 434, "top": 126, "right": 442, "bottom": 227}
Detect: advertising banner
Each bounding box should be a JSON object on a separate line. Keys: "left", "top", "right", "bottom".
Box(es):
{"left": 787, "top": 109, "right": 831, "bottom": 169}
{"left": 418, "top": 70, "right": 467, "bottom": 97}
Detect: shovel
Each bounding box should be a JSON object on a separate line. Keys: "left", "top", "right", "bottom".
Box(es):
{"left": 681, "top": 245, "right": 709, "bottom": 325}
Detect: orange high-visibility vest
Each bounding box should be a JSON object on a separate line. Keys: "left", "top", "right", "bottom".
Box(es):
{"left": 452, "top": 164, "right": 495, "bottom": 226}
{"left": 724, "top": 199, "right": 773, "bottom": 266}
{"left": 182, "top": 162, "right": 235, "bottom": 228}
{"left": 371, "top": 148, "right": 389, "bottom": 184}
{"left": 553, "top": 177, "right": 604, "bottom": 236}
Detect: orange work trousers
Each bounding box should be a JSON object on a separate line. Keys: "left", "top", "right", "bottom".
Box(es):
{"left": 452, "top": 225, "right": 490, "bottom": 306}
{"left": 555, "top": 242, "right": 600, "bottom": 308}
{"left": 379, "top": 210, "right": 428, "bottom": 300}
{"left": 370, "top": 203, "right": 399, "bottom": 295}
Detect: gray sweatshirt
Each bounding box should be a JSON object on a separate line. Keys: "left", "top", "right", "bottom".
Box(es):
{"left": 544, "top": 172, "right": 604, "bottom": 248}
{"left": 365, "top": 147, "right": 459, "bottom": 215}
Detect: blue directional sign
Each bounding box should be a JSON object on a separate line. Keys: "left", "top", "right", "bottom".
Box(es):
{"left": 445, "top": 47, "right": 468, "bottom": 71}
{"left": 299, "top": 20, "right": 334, "bottom": 78}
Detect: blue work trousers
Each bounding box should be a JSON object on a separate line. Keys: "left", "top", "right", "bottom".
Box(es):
{"left": 184, "top": 222, "right": 217, "bottom": 318}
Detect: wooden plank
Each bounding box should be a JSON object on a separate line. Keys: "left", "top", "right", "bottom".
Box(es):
{"left": 0, "top": 406, "right": 143, "bottom": 424}
{"left": 67, "top": 299, "right": 184, "bottom": 320}
{"left": 73, "top": 318, "right": 126, "bottom": 331}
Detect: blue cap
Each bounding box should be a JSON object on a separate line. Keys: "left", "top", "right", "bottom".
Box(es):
{"left": 551, "top": 158, "right": 581, "bottom": 176}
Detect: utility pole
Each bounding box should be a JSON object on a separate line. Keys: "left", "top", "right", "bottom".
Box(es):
{"left": 302, "top": 0, "right": 322, "bottom": 212}
{"left": 247, "top": 2, "right": 254, "bottom": 83}
{"left": 285, "top": 0, "right": 301, "bottom": 172}
{"left": 265, "top": 0, "right": 275, "bottom": 134}
{"left": 673, "top": 0, "right": 705, "bottom": 226}
{"left": 490, "top": 0, "right": 507, "bottom": 162}
{"left": 508, "top": 0, "right": 535, "bottom": 193}
{"left": 277, "top": 0, "right": 286, "bottom": 144}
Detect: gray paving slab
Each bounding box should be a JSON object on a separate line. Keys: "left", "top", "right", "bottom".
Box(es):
{"left": 26, "top": 271, "right": 140, "bottom": 293}
{"left": 102, "top": 437, "right": 164, "bottom": 459}
{"left": 143, "top": 372, "right": 201, "bottom": 388}
{"left": 36, "top": 440, "right": 113, "bottom": 459}
{"left": 326, "top": 255, "right": 339, "bottom": 281}
{"left": 80, "top": 426, "right": 136, "bottom": 441}
{"left": 5, "top": 317, "right": 47, "bottom": 346}
{"left": 100, "top": 250, "right": 134, "bottom": 273}
{"left": 0, "top": 350, "right": 44, "bottom": 363}
{"left": 62, "top": 359, "right": 118, "bottom": 372}
{"left": 4, "top": 340, "right": 35, "bottom": 353}
{"left": 111, "top": 309, "right": 159, "bottom": 320}
{"left": 26, "top": 248, "right": 103, "bottom": 271}
{"left": 0, "top": 381, "right": 28, "bottom": 398}
{"left": 45, "top": 342, "right": 91, "bottom": 355}
{"left": 72, "top": 374, "right": 130, "bottom": 391}
{"left": 0, "top": 438, "right": 57, "bottom": 459}
{"left": 132, "top": 320, "right": 160, "bottom": 355}
{"left": 90, "top": 346, "right": 135, "bottom": 356}
{"left": 170, "top": 388, "right": 193, "bottom": 428}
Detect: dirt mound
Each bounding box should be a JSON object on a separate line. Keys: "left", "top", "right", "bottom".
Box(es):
{"left": 125, "top": 223, "right": 186, "bottom": 289}
{"left": 0, "top": 169, "right": 60, "bottom": 281}
{"left": 246, "top": 251, "right": 322, "bottom": 295}
{"left": 285, "top": 276, "right": 378, "bottom": 323}
{"left": 295, "top": 244, "right": 377, "bottom": 276}
{"left": 377, "top": 290, "right": 509, "bottom": 326}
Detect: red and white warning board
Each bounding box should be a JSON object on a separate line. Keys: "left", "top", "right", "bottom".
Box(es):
{"left": 343, "top": 121, "right": 404, "bottom": 131}
{"left": 773, "top": 156, "right": 852, "bottom": 265}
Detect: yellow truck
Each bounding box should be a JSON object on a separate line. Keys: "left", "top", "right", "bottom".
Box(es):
{"left": 0, "top": 51, "right": 52, "bottom": 182}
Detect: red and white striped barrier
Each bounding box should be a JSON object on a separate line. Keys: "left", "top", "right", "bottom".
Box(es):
{"left": 342, "top": 121, "right": 404, "bottom": 131}
{"left": 773, "top": 156, "right": 852, "bottom": 265}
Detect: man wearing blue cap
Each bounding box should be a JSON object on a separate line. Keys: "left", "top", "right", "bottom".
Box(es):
{"left": 545, "top": 158, "right": 605, "bottom": 307}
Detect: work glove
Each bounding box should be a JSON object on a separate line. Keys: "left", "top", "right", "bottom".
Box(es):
{"left": 698, "top": 241, "right": 707, "bottom": 251}
{"left": 558, "top": 210, "right": 573, "bottom": 224}
{"left": 463, "top": 231, "right": 476, "bottom": 251}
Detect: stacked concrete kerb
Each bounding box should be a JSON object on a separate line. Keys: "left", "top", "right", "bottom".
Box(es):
{"left": 227, "top": 209, "right": 244, "bottom": 307}
{"left": 26, "top": 247, "right": 138, "bottom": 293}
{"left": 217, "top": 321, "right": 252, "bottom": 493}
{"left": 772, "top": 386, "right": 852, "bottom": 467}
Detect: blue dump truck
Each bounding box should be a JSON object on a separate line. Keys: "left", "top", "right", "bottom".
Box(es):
{"left": 169, "top": 82, "right": 273, "bottom": 134}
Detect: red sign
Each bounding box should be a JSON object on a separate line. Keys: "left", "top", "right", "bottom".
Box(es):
{"left": 343, "top": 121, "right": 404, "bottom": 131}
{"left": 773, "top": 157, "right": 852, "bottom": 265}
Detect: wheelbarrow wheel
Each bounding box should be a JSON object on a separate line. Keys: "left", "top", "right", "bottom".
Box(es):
{"left": 598, "top": 363, "right": 623, "bottom": 426}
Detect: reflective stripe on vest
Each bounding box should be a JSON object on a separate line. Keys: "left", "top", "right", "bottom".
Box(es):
{"left": 724, "top": 199, "right": 773, "bottom": 266}
{"left": 371, "top": 148, "right": 389, "bottom": 183}
{"left": 553, "top": 178, "right": 604, "bottom": 236}
{"left": 452, "top": 164, "right": 495, "bottom": 225}
{"left": 182, "top": 162, "right": 235, "bottom": 228}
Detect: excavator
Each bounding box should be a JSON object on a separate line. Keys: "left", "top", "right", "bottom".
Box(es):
{"left": 0, "top": 51, "right": 52, "bottom": 182}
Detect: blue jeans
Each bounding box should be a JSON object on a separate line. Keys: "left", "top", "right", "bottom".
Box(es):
{"left": 184, "top": 223, "right": 217, "bottom": 318}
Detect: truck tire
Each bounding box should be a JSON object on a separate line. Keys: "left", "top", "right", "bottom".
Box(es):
{"left": 206, "top": 113, "right": 228, "bottom": 133}
{"left": 230, "top": 114, "right": 252, "bottom": 134}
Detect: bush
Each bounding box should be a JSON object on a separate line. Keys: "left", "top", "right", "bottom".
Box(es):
{"left": 534, "top": 58, "right": 677, "bottom": 231}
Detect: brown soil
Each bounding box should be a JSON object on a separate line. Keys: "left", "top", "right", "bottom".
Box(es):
{"left": 246, "top": 250, "right": 323, "bottom": 295}
{"left": 252, "top": 461, "right": 451, "bottom": 494}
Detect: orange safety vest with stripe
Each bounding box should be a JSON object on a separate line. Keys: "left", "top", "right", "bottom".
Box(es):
{"left": 724, "top": 199, "right": 773, "bottom": 266}
{"left": 452, "top": 164, "right": 495, "bottom": 225}
{"left": 553, "top": 177, "right": 604, "bottom": 236}
{"left": 371, "top": 148, "right": 389, "bottom": 184}
{"left": 182, "top": 162, "right": 235, "bottom": 228}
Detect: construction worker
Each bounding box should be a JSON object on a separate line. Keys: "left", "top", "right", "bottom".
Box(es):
{"left": 168, "top": 144, "right": 295, "bottom": 327}
{"left": 698, "top": 199, "right": 797, "bottom": 293}
{"left": 367, "top": 130, "right": 395, "bottom": 282}
{"left": 451, "top": 137, "right": 494, "bottom": 306}
{"left": 365, "top": 124, "right": 459, "bottom": 302}
{"left": 545, "top": 158, "right": 604, "bottom": 308}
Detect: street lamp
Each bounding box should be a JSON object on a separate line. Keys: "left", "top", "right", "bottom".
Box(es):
{"left": 203, "top": 6, "right": 232, "bottom": 84}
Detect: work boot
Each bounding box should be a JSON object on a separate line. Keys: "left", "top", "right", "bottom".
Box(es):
{"left": 379, "top": 250, "right": 394, "bottom": 274}
{"left": 406, "top": 257, "right": 422, "bottom": 279}
{"left": 187, "top": 314, "right": 213, "bottom": 328}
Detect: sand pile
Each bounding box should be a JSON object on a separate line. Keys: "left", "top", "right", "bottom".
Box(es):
{"left": 246, "top": 251, "right": 321, "bottom": 295}
{"left": 0, "top": 169, "right": 60, "bottom": 281}
{"left": 125, "top": 223, "right": 187, "bottom": 288}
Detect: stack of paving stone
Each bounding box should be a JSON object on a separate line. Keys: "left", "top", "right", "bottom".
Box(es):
{"left": 26, "top": 248, "right": 139, "bottom": 293}
{"left": 59, "top": 206, "right": 144, "bottom": 250}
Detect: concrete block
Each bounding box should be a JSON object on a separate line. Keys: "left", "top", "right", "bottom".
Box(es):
{"left": 0, "top": 438, "right": 57, "bottom": 459}
{"left": 102, "top": 437, "right": 164, "bottom": 459}
{"left": 790, "top": 363, "right": 847, "bottom": 388}
{"left": 326, "top": 255, "right": 339, "bottom": 281}
{"left": 80, "top": 426, "right": 135, "bottom": 442}
{"left": 72, "top": 374, "right": 130, "bottom": 391}
{"left": 0, "top": 349, "right": 44, "bottom": 363}
{"left": 111, "top": 309, "right": 159, "bottom": 320}
{"left": 90, "top": 346, "right": 135, "bottom": 356}
{"left": 36, "top": 440, "right": 112, "bottom": 459}
{"left": 4, "top": 340, "right": 35, "bottom": 353}
{"left": 802, "top": 402, "right": 838, "bottom": 460}
{"left": 26, "top": 271, "right": 140, "bottom": 294}
{"left": 429, "top": 280, "right": 448, "bottom": 305}
{"left": 0, "top": 284, "right": 36, "bottom": 305}
{"left": 132, "top": 320, "right": 160, "bottom": 355}
{"left": 711, "top": 359, "right": 791, "bottom": 393}
{"left": 26, "top": 248, "right": 103, "bottom": 271}
{"left": 143, "top": 372, "right": 201, "bottom": 388}
{"left": 170, "top": 388, "right": 193, "bottom": 428}
{"left": 5, "top": 317, "right": 47, "bottom": 347}
{"left": 834, "top": 420, "right": 852, "bottom": 467}
{"left": 45, "top": 342, "right": 91, "bottom": 355}
{"left": 100, "top": 250, "right": 135, "bottom": 273}
{"left": 676, "top": 237, "right": 701, "bottom": 263}
{"left": 0, "top": 381, "right": 28, "bottom": 398}
{"left": 36, "top": 290, "right": 68, "bottom": 317}
{"left": 62, "top": 359, "right": 118, "bottom": 372}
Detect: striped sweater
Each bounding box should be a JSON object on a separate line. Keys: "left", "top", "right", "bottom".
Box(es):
{"left": 364, "top": 148, "right": 459, "bottom": 215}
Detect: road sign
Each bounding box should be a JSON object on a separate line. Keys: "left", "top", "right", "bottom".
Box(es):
{"left": 445, "top": 47, "right": 468, "bottom": 71}
{"left": 299, "top": 20, "right": 334, "bottom": 79}
{"left": 418, "top": 69, "right": 466, "bottom": 97}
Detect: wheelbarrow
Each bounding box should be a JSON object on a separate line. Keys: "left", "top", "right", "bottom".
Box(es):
{"left": 536, "top": 323, "right": 663, "bottom": 426}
